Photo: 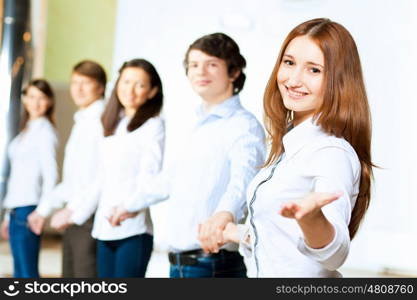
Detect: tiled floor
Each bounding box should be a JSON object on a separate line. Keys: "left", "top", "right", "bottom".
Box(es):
{"left": 0, "top": 235, "right": 414, "bottom": 278}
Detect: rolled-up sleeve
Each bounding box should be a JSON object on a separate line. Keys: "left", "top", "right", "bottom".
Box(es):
{"left": 297, "top": 146, "right": 360, "bottom": 270}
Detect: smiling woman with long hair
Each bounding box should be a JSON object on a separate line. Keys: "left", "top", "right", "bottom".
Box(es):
{"left": 222, "top": 18, "right": 374, "bottom": 277}
{"left": 67, "top": 58, "right": 165, "bottom": 278}
{"left": 0, "top": 79, "right": 58, "bottom": 278}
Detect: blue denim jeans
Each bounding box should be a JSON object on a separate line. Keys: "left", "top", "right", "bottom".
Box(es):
{"left": 97, "top": 233, "right": 153, "bottom": 277}
{"left": 169, "top": 250, "right": 247, "bottom": 278}
{"left": 9, "top": 205, "right": 40, "bottom": 278}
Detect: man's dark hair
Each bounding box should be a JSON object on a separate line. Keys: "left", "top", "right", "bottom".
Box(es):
{"left": 184, "top": 32, "right": 247, "bottom": 94}
{"left": 72, "top": 60, "right": 107, "bottom": 97}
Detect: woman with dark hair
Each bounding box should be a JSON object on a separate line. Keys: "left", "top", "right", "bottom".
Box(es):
{"left": 222, "top": 18, "right": 374, "bottom": 277}
{"left": 0, "top": 79, "right": 58, "bottom": 277}
{"left": 69, "top": 58, "right": 165, "bottom": 277}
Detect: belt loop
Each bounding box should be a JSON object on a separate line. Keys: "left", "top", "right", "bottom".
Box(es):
{"left": 177, "top": 253, "right": 184, "bottom": 278}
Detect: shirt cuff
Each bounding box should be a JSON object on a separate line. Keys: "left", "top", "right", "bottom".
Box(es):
{"left": 3, "top": 210, "right": 10, "bottom": 221}
{"left": 297, "top": 223, "right": 349, "bottom": 270}
{"left": 69, "top": 209, "right": 89, "bottom": 226}
{"left": 214, "top": 202, "right": 243, "bottom": 223}
{"left": 35, "top": 204, "right": 52, "bottom": 218}
{"left": 237, "top": 224, "right": 252, "bottom": 258}
{"left": 69, "top": 215, "right": 83, "bottom": 226}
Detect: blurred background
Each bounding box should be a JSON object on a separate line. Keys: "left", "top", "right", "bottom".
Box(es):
{"left": 0, "top": 0, "right": 416, "bottom": 277}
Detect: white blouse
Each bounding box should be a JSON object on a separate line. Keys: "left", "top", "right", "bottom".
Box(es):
{"left": 3, "top": 117, "right": 58, "bottom": 210}
{"left": 71, "top": 116, "right": 165, "bottom": 241}
{"left": 242, "top": 117, "right": 361, "bottom": 277}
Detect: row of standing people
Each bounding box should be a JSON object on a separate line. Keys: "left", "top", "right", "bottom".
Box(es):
{"left": 0, "top": 18, "right": 373, "bottom": 278}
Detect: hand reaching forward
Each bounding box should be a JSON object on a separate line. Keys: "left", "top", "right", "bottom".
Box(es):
{"left": 279, "top": 191, "right": 343, "bottom": 249}
{"left": 279, "top": 192, "right": 343, "bottom": 221}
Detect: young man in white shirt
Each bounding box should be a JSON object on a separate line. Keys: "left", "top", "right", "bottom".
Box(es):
{"left": 169, "top": 33, "right": 266, "bottom": 277}
{"left": 32, "top": 60, "right": 107, "bottom": 277}
{"left": 112, "top": 33, "right": 266, "bottom": 277}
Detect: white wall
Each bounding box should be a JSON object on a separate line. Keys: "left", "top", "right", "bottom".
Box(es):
{"left": 113, "top": 0, "right": 417, "bottom": 275}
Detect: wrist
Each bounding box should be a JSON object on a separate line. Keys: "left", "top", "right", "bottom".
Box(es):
{"left": 214, "top": 211, "right": 234, "bottom": 223}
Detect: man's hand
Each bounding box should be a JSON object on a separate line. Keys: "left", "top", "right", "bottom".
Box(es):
{"left": 50, "top": 208, "right": 73, "bottom": 231}
{"left": 198, "top": 211, "right": 234, "bottom": 253}
{"left": 107, "top": 205, "right": 139, "bottom": 227}
{"left": 27, "top": 211, "right": 46, "bottom": 235}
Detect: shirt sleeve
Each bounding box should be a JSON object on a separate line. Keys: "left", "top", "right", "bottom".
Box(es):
{"left": 297, "top": 145, "right": 360, "bottom": 271}
{"left": 35, "top": 128, "right": 59, "bottom": 217}
{"left": 214, "top": 124, "right": 266, "bottom": 222}
{"left": 67, "top": 136, "right": 104, "bottom": 225}
{"left": 68, "top": 174, "right": 101, "bottom": 225}
{"left": 123, "top": 119, "right": 169, "bottom": 212}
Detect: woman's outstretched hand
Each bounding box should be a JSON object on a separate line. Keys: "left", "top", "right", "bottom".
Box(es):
{"left": 279, "top": 191, "right": 343, "bottom": 249}
{"left": 279, "top": 191, "right": 342, "bottom": 221}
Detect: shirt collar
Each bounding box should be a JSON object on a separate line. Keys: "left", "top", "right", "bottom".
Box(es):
{"left": 74, "top": 99, "right": 104, "bottom": 122}
{"left": 27, "top": 116, "right": 47, "bottom": 129}
{"left": 196, "top": 95, "right": 241, "bottom": 121}
{"left": 282, "top": 117, "right": 327, "bottom": 159}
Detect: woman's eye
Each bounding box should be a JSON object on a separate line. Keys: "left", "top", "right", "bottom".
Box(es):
{"left": 310, "top": 67, "right": 321, "bottom": 74}
{"left": 283, "top": 60, "right": 294, "bottom": 66}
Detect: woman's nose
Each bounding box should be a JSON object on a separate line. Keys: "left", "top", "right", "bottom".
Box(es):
{"left": 286, "top": 69, "right": 303, "bottom": 87}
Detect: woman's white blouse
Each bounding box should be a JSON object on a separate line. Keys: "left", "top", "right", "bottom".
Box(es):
{"left": 3, "top": 117, "right": 58, "bottom": 210}
{"left": 71, "top": 116, "right": 165, "bottom": 241}
{"left": 243, "top": 118, "right": 361, "bottom": 277}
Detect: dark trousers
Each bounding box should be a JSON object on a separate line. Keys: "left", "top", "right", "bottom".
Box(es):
{"left": 9, "top": 205, "right": 40, "bottom": 278}
{"left": 62, "top": 216, "right": 96, "bottom": 277}
{"left": 169, "top": 250, "right": 247, "bottom": 278}
{"left": 97, "top": 233, "right": 153, "bottom": 278}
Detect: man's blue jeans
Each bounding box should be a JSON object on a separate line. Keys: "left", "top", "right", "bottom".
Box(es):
{"left": 9, "top": 205, "right": 40, "bottom": 278}
{"left": 169, "top": 250, "right": 247, "bottom": 278}
{"left": 97, "top": 233, "right": 153, "bottom": 277}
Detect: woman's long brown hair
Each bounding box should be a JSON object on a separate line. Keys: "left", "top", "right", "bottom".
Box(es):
{"left": 263, "top": 18, "right": 373, "bottom": 239}
{"left": 101, "top": 59, "right": 163, "bottom": 137}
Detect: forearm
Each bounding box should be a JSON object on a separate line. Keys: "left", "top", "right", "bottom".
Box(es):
{"left": 297, "top": 210, "right": 335, "bottom": 249}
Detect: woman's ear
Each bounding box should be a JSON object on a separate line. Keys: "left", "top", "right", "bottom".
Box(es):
{"left": 148, "top": 86, "right": 158, "bottom": 99}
